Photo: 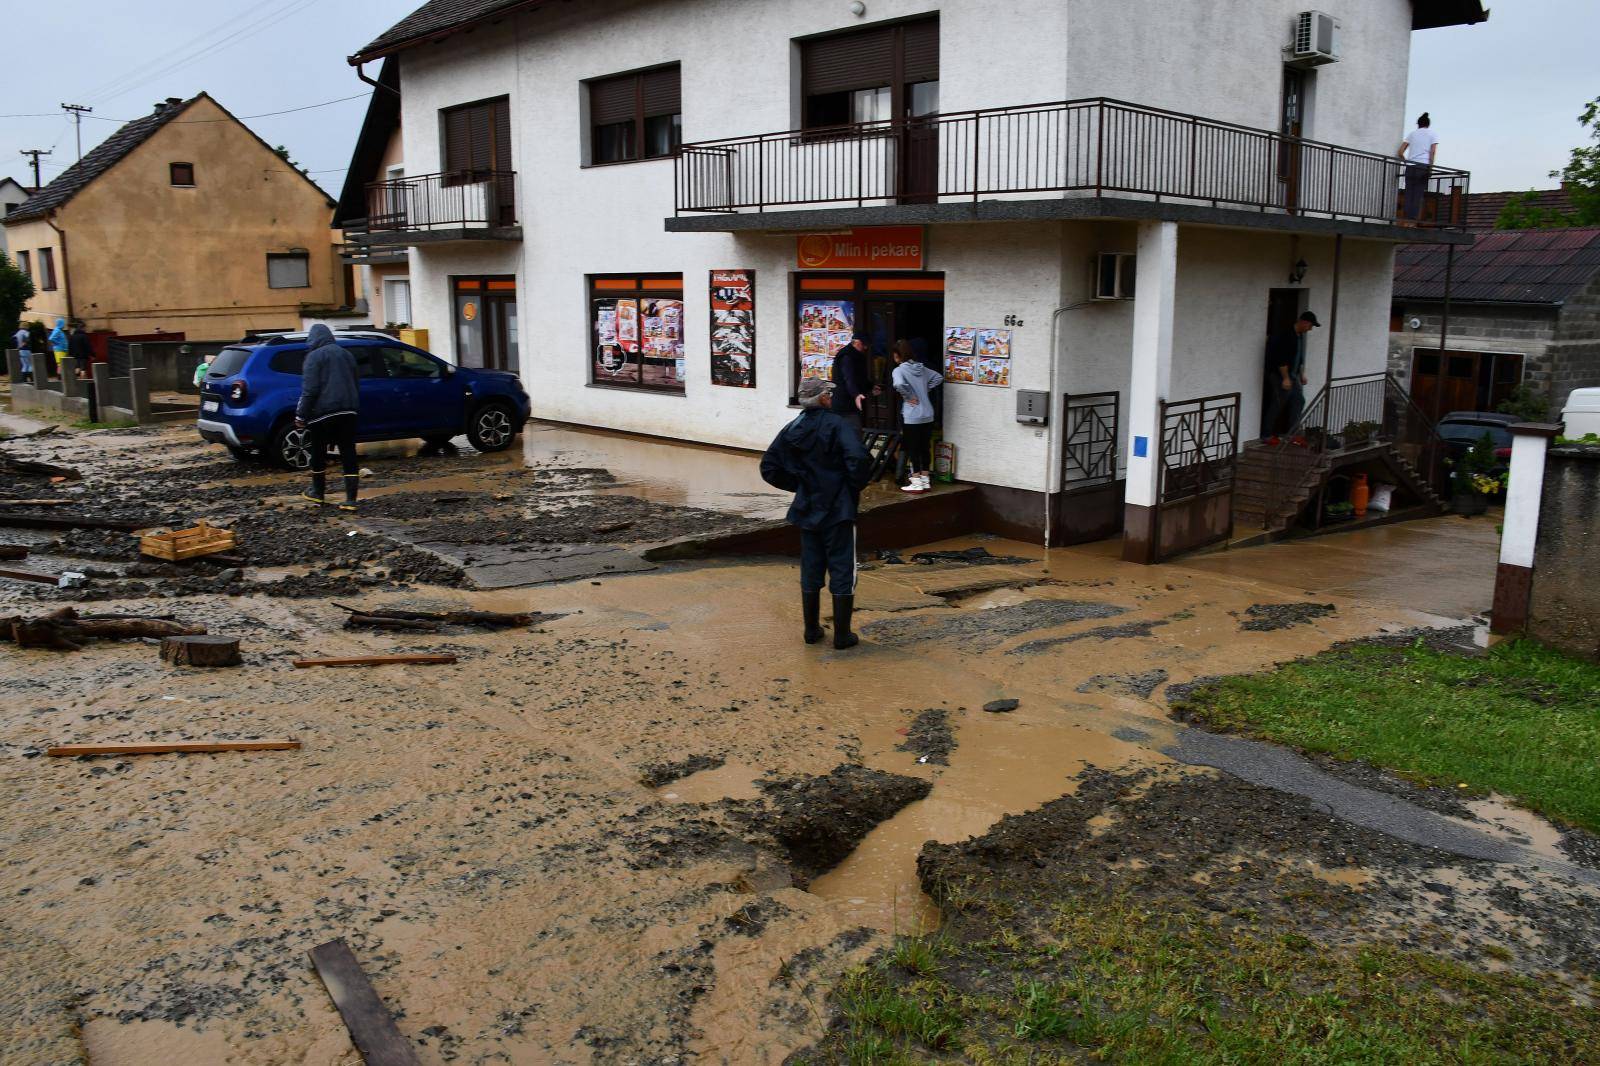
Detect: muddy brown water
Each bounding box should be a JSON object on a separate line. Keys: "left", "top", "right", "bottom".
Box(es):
{"left": 5, "top": 417, "right": 1579, "bottom": 1064}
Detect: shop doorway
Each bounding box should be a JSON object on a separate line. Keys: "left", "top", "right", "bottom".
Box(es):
{"left": 453, "top": 276, "right": 519, "bottom": 373}
{"left": 862, "top": 297, "right": 945, "bottom": 428}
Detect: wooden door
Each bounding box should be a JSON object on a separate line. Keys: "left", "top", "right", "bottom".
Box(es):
{"left": 1278, "top": 68, "right": 1305, "bottom": 213}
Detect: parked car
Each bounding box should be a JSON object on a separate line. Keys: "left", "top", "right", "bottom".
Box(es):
{"left": 1436, "top": 411, "right": 1516, "bottom": 474}
{"left": 1560, "top": 387, "right": 1600, "bottom": 440}
{"left": 196, "top": 330, "right": 529, "bottom": 468}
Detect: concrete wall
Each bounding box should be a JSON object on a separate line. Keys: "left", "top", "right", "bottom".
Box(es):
{"left": 8, "top": 96, "right": 341, "bottom": 338}
{"left": 1527, "top": 444, "right": 1600, "bottom": 660}
{"left": 393, "top": 0, "right": 1411, "bottom": 494}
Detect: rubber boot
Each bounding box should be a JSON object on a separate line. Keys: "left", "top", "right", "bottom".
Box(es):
{"left": 832, "top": 594, "right": 859, "bottom": 650}
{"left": 302, "top": 472, "right": 326, "bottom": 505}
{"left": 339, "top": 474, "right": 360, "bottom": 512}
{"left": 802, "top": 591, "right": 825, "bottom": 645}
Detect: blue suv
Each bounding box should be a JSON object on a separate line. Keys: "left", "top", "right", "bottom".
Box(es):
{"left": 196, "top": 331, "right": 530, "bottom": 468}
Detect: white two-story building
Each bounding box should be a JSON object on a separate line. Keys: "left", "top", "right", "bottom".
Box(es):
{"left": 347, "top": 0, "right": 1485, "bottom": 561}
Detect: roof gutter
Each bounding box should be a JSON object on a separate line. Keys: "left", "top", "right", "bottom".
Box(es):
{"left": 42, "top": 210, "right": 73, "bottom": 322}
{"left": 347, "top": 0, "right": 550, "bottom": 64}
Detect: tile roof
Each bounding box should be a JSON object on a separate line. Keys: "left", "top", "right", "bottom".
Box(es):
{"left": 354, "top": 0, "right": 535, "bottom": 60}
{"left": 1464, "top": 187, "right": 1576, "bottom": 230}
{"left": 4, "top": 96, "right": 200, "bottom": 224}
{"left": 1393, "top": 228, "right": 1600, "bottom": 305}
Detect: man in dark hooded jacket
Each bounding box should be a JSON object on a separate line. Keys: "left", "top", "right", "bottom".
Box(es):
{"left": 295, "top": 324, "right": 362, "bottom": 510}
{"left": 760, "top": 376, "right": 873, "bottom": 649}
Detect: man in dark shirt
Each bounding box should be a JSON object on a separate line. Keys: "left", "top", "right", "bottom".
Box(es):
{"left": 830, "top": 332, "right": 875, "bottom": 432}
{"left": 760, "top": 376, "right": 873, "bottom": 649}
{"left": 1263, "top": 311, "right": 1319, "bottom": 438}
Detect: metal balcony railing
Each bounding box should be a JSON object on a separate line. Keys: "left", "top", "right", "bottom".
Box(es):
{"left": 365, "top": 170, "right": 517, "bottom": 232}
{"left": 675, "top": 98, "right": 1469, "bottom": 228}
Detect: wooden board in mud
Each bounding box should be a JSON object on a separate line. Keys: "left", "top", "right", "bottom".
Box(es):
{"left": 47, "top": 739, "right": 300, "bottom": 757}
{"left": 308, "top": 938, "right": 421, "bottom": 1066}
{"left": 292, "top": 654, "right": 458, "bottom": 668}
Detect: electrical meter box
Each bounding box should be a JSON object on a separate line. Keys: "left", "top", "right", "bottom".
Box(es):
{"left": 1016, "top": 390, "right": 1049, "bottom": 425}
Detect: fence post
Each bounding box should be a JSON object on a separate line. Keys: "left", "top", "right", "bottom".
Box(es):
{"left": 91, "top": 362, "right": 112, "bottom": 418}
{"left": 5, "top": 348, "right": 20, "bottom": 383}
{"left": 129, "top": 367, "right": 151, "bottom": 425}
{"left": 1490, "top": 423, "right": 1562, "bottom": 637}
{"left": 59, "top": 357, "right": 81, "bottom": 399}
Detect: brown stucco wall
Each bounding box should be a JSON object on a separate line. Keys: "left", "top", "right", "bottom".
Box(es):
{"left": 13, "top": 96, "right": 339, "bottom": 339}
{"left": 1527, "top": 445, "right": 1600, "bottom": 661}
{"left": 6, "top": 217, "right": 69, "bottom": 325}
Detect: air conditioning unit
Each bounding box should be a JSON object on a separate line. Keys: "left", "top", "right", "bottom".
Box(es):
{"left": 1288, "top": 11, "right": 1340, "bottom": 66}
{"left": 1093, "top": 253, "right": 1136, "bottom": 301}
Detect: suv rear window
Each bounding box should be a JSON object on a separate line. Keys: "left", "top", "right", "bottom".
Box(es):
{"left": 207, "top": 346, "right": 252, "bottom": 378}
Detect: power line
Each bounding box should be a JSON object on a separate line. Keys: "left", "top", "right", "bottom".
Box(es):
{"left": 79, "top": 91, "right": 371, "bottom": 125}
{"left": 20, "top": 148, "right": 51, "bottom": 187}
{"left": 61, "top": 103, "right": 93, "bottom": 160}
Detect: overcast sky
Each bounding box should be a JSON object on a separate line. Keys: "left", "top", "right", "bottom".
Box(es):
{"left": 2, "top": 1, "right": 1595, "bottom": 200}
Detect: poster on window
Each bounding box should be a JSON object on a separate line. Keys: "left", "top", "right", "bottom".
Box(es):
{"left": 943, "top": 326, "right": 975, "bottom": 355}
{"left": 798, "top": 299, "right": 853, "bottom": 383}
{"left": 616, "top": 300, "right": 640, "bottom": 352}
{"left": 594, "top": 298, "right": 636, "bottom": 382}
{"left": 710, "top": 269, "right": 756, "bottom": 388}
{"left": 640, "top": 298, "right": 684, "bottom": 387}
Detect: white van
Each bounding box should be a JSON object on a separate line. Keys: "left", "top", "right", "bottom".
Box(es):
{"left": 1560, "top": 387, "right": 1600, "bottom": 439}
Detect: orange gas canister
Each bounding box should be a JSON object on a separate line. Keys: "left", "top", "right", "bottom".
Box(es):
{"left": 1350, "top": 473, "right": 1370, "bottom": 517}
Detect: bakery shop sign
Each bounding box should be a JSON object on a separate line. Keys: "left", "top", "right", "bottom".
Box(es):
{"left": 796, "top": 226, "right": 924, "bottom": 270}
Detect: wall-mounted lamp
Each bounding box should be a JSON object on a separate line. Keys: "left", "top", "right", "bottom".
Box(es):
{"left": 849, "top": 1, "right": 866, "bottom": 15}
{"left": 1288, "top": 258, "right": 1308, "bottom": 284}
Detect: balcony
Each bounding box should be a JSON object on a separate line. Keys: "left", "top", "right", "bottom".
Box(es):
{"left": 670, "top": 98, "right": 1470, "bottom": 240}
{"left": 355, "top": 170, "right": 521, "bottom": 246}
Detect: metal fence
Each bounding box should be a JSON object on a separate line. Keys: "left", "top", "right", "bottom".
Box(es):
{"left": 677, "top": 97, "right": 1469, "bottom": 227}
{"left": 1060, "top": 391, "right": 1120, "bottom": 492}
{"left": 1159, "top": 392, "right": 1240, "bottom": 505}
{"left": 366, "top": 170, "right": 517, "bottom": 231}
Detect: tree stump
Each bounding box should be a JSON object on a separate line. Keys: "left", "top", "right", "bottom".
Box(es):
{"left": 160, "top": 635, "right": 242, "bottom": 667}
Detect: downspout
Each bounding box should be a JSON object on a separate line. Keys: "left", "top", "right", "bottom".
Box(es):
{"left": 43, "top": 210, "right": 73, "bottom": 322}
{"left": 1042, "top": 300, "right": 1095, "bottom": 550}
{"left": 354, "top": 62, "right": 401, "bottom": 97}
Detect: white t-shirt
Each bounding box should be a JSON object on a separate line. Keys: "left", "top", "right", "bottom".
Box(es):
{"left": 1404, "top": 127, "right": 1439, "bottom": 165}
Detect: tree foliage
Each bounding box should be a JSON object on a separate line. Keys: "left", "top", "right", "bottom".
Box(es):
{"left": 1495, "top": 95, "right": 1600, "bottom": 229}
{"left": 0, "top": 251, "right": 36, "bottom": 343}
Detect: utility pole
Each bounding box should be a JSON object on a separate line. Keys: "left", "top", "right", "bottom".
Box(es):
{"left": 61, "top": 103, "right": 94, "bottom": 161}
{"left": 20, "top": 149, "right": 51, "bottom": 188}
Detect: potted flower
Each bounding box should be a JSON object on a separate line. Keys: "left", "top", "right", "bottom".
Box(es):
{"left": 1450, "top": 433, "right": 1500, "bottom": 516}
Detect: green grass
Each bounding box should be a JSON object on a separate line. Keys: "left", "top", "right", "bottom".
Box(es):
{"left": 69, "top": 418, "right": 138, "bottom": 430}
{"left": 1175, "top": 639, "right": 1600, "bottom": 833}
{"left": 805, "top": 894, "right": 1600, "bottom": 1064}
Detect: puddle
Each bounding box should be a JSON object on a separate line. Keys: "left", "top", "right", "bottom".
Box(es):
{"left": 658, "top": 762, "right": 762, "bottom": 804}
{"left": 811, "top": 704, "right": 1162, "bottom": 933}
{"left": 1461, "top": 794, "right": 1568, "bottom": 860}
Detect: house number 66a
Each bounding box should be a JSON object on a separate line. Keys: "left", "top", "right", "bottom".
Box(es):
{"left": 1003, "top": 314, "right": 1025, "bottom": 326}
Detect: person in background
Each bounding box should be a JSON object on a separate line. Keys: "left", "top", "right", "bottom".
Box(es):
{"left": 892, "top": 339, "right": 943, "bottom": 493}
{"left": 48, "top": 318, "right": 68, "bottom": 375}
{"left": 830, "top": 332, "right": 875, "bottom": 433}
{"left": 10, "top": 324, "right": 30, "bottom": 379}
{"left": 1263, "top": 311, "right": 1319, "bottom": 439}
{"left": 760, "top": 376, "right": 872, "bottom": 650}
{"left": 294, "top": 324, "right": 362, "bottom": 511}
{"left": 67, "top": 322, "right": 93, "bottom": 378}
{"left": 1398, "top": 113, "right": 1439, "bottom": 224}
{"left": 192, "top": 351, "right": 214, "bottom": 389}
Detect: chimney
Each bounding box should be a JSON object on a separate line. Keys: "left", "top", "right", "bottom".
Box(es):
{"left": 167, "top": 96, "right": 183, "bottom": 106}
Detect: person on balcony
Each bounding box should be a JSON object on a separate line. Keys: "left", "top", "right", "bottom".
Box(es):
{"left": 759, "top": 376, "right": 872, "bottom": 651}
{"left": 1398, "top": 113, "right": 1439, "bottom": 224}
{"left": 1263, "top": 311, "right": 1319, "bottom": 440}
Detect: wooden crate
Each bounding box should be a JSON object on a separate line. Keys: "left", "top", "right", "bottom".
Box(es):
{"left": 138, "top": 520, "right": 237, "bottom": 561}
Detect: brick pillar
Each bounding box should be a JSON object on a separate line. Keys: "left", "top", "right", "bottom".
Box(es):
{"left": 1490, "top": 421, "right": 1563, "bottom": 636}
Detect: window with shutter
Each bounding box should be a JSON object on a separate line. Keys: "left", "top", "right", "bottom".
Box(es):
{"left": 801, "top": 17, "right": 938, "bottom": 130}
{"left": 439, "top": 96, "right": 514, "bottom": 222}
{"left": 586, "top": 65, "right": 681, "bottom": 165}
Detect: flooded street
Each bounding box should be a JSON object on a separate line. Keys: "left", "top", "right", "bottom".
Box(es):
{"left": 3, "top": 419, "right": 1595, "bottom": 1064}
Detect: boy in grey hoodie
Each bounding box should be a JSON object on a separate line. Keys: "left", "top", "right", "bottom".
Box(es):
{"left": 295, "top": 324, "right": 362, "bottom": 510}
{"left": 891, "top": 340, "right": 943, "bottom": 493}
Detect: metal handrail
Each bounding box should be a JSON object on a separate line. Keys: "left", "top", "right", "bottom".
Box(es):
{"left": 366, "top": 169, "right": 517, "bottom": 231}
{"left": 676, "top": 97, "right": 1469, "bottom": 227}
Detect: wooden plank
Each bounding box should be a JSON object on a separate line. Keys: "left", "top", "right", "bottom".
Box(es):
{"left": 293, "top": 654, "right": 457, "bottom": 668}
{"left": 0, "top": 499, "right": 72, "bottom": 506}
{"left": 308, "top": 939, "right": 421, "bottom": 1066}
{"left": 47, "top": 739, "right": 300, "bottom": 757}
{"left": 0, "top": 567, "right": 58, "bottom": 585}
{"left": 0, "top": 514, "right": 145, "bottom": 531}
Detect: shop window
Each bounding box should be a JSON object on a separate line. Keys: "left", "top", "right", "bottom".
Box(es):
{"left": 170, "top": 162, "right": 195, "bottom": 186}
{"left": 586, "top": 66, "right": 681, "bottom": 165}
{"left": 453, "top": 276, "right": 518, "bottom": 372}
{"left": 38, "top": 247, "right": 56, "bottom": 291}
{"left": 590, "top": 274, "right": 685, "bottom": 392}
{"left": 267, "top": 252, "right": 310, "bottom": 289}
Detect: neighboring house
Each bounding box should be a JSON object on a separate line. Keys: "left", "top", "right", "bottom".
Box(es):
{"left": 333, "top": 58, "right": 412, "bottom": 329}
{"left": 2, "top": 94, "right": 345, "bottom": 341}
{"left": 1389, "top": 192, "right": 1600, "bottom": 418}
{"left": 349, "top": 0, "right": 1487, "bottom": 559}
{"left": 0, "top": 176, "right": 35, "bottom": 260}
